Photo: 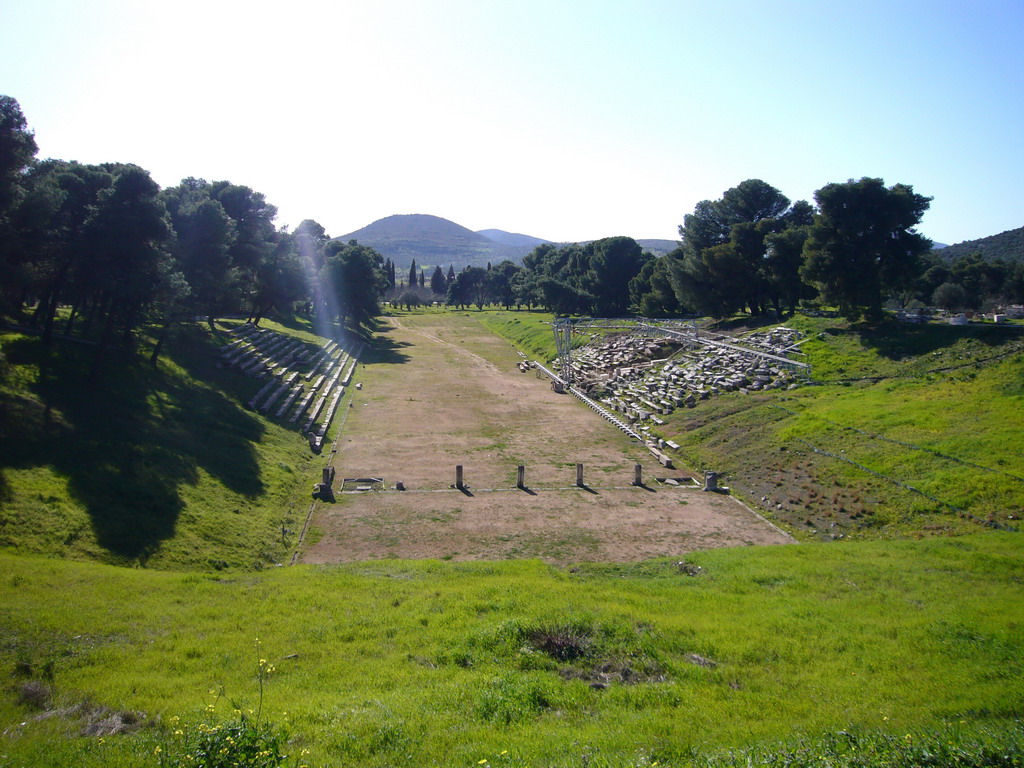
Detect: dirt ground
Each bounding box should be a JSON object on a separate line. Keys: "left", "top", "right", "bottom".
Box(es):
{"left": 301, "top": 312, "right": 792, "bottom": 564}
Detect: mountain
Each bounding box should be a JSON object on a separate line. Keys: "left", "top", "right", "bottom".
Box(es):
{"left": 335, "top": 214, "right": 681, "bottom": 269}
{"left": 476, "top": 229, "right": 551, "bottom": 248}
{"left": 931, "top": 226, "right": 1024, "bottom": 263}
{"left": 335, "top": 214, "right": 532, "bottom": 269}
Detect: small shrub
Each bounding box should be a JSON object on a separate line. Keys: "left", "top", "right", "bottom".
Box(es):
{"left": 157, "top": 714, "right": 298, "bottom": 768}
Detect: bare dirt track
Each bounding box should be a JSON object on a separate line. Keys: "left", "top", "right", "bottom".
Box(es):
{"left": 301, "top": 312, "right": 792, "bottom": 564}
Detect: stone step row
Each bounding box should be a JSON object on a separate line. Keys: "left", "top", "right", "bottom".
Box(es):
{"left": 275, "top": 384, "right": 304, "bottom": 418}
{"left": 259, "top": 372, "right": 299, "bottom": 414}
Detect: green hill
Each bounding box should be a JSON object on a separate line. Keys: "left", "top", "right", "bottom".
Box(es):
{"left": 931, "top": 225, "right": 1024, "bottom": 263}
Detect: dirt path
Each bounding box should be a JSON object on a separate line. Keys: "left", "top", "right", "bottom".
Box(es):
{"left": 301, "top": 312, "right": 792, "bottom": 564}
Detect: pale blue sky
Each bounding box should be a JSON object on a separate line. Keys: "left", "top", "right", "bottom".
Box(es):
{"left": 2, "top": 0, "right": 1022, "bottom": 245}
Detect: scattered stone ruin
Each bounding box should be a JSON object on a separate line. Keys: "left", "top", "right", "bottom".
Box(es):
{"left": 553, "top": 326, "right": 807, "bottom": 436}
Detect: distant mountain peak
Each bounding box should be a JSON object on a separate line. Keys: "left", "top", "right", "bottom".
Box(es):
{"left": 335, "top": 214, "right": 535, "bottom": 269}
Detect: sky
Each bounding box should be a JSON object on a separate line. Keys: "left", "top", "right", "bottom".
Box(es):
{"left": 2, "top": 0, "right": 1022, "bottom": 245}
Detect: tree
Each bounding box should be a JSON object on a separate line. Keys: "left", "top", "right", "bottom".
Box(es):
{"left": 801, "top": 178, "right": 931, "bottom": 321}
{"left": 486, "top": 260, "right": 521, "bottom": 309}
{"left": 247, "top": 234, "right": 305, "bottom": 324}
{"left": 0, "top": 95, "right": 38, "bottom": 215}
{"left": 408, "top": 259, "right": 417, "bottom": 289}
{"left": 322, "top": 240, "right": 386, "bottom": 331}
{"left": 948, "top": 253, "right": 1007, "bottom": 308}
{"left": 764, "top": 224, "right": 812, "bottom": 316}
{"left": 430, "top": 265, "right": 447, "bottom": 295}
{"left": 629, "top": 254, "right": 683, "bottom": 317}
{"left": 671, "top": 180, "right": 801, "bottom": 318}
{"left": 82, "top": 165, "right": 173, "bottom": 372}
{"left": 716, "top": 178, "right": 791, "bottom": 226}
{"left": 585, "top": 237, "right": 649, "bottom": 316}
{"left": 162, "top": 184, "right": 237, "bottom": 321}
{"left": 511, "top": 269, "right": 543, "bottom": 309}
{"left": 397, "top": 289, "right": 421, "bottom": 311}
{"left": 446, "top": 267, "right": 487, "bottom": 310}
{"left": 0, "top": 95, "right": 39, "bottom": 311}
{"left": 932, "top": 282, "right": 968, "bottom": 311}
{"left": 294, "top": 218, "right": 329, "bottom": 274}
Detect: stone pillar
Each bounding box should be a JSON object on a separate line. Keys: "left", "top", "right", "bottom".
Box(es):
{"left": 517, "top": 465, "right": 525, "bottom": 488}
{"left": 633, "top": 463, "right": 643, "bottom": 486}
{"left": 576, "top": 463, "right": 584, "bottom": 487}
{"left": 703, "top": 471, "right": 719, "bottom": 492}
{"left": 456, "top": 465, "right": 464, "bottom": 490}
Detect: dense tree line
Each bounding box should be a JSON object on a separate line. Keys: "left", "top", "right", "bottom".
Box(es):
{"left": 5, "top": 94, "right": 1019, "bottom": 337}
{"left": 0, "top": 96, "right": 388, "bottom": 365}
{"left": 433, "top": 178, "right": 984, "bottom": 323}
{"left": 916, "top": 251, "right": 1024, "bottom": 312}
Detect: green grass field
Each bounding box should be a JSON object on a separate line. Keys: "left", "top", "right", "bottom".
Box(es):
{"left": 0, "top": 317, "right": 332, "bottom": 570}
{"left": 1, "top": 532, "right": 1022, "bottom": 767}
{"left": 1, "top": 308, "right": 1023, "bottom": 766}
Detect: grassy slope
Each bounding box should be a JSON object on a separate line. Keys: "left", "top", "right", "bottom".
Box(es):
{"left": 1, "top": 532, "right": 1022, "bottom": 767}
{"left": 656, "top": 316, "right": 1024, "bottom": 538}
{"left": 475, "top": 310, "right": 560, "bottom": 362}
{"left": 0, "top": 318, "right": 333, "bottom": 570}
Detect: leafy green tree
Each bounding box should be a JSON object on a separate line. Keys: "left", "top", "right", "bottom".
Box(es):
{"left": 671, "top": 180, "right": 801, "bottom": 318}
{"left": 397, "top": 289, "right": 421, "bottom": 310}
{"left": 948, "top": 253, "right": 1007, "bottom": 308}
{"left": 932, "top": 282, "right": 968, "bottom": 311}
{"left": 801, "top": 178, "right": 931, "bottom": 321}
{"left": 763, "top": 224, "right": 812, "bottom": 316}
{"left": 486, "top": 260, "right": 521, "bottom": 309}
{"left": 0, "top": 96, "right": 40, "bottom": 311}
{"left": 322, "top": 240, "right": 386, "bottom": 331}
{"left": 210, "top": 181, "right": 278, "bottom": 288}
{"left": 0, "top": 95, "right": 37, "bottom": 215}
{"left": 678, "top": 199, "right": 729, "bottom": 259}
{"left": 83, "top": 165, "right": 173, "bottom": 367}
{"left": 629, "top": 254, "right": 683, "bottom": 317}
{"left": 247, "top": 234, "right": 305, "bottom": 325}
{"left": 408, "top": 259, "right": 418, "bottom": 289}
{"left": 585, "top": 237, "right": 650, "bottom": 316}
{"left": 446, "top": 267, "right": 488, "bottom": 310}
{"left": 162, "top": 182, "right": 238, "bottom": 322}
{"left": 294, "top": 219, "right": 329, "bottom": 269}
{"left": 511, "top": 269, "right": 543, "bottom": 309}
{"left": 538, "top": 276, "right": 592, "bottom": 315}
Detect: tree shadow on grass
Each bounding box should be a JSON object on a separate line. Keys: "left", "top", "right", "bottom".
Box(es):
{"left": 854, "top": 321, "right": 1018, "bottom": 361}
{"left": 0, "top": 334, "right": 265, "bottom": 562}
{"left": 361, "top": 337, "right": 412, "bottom": 366}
